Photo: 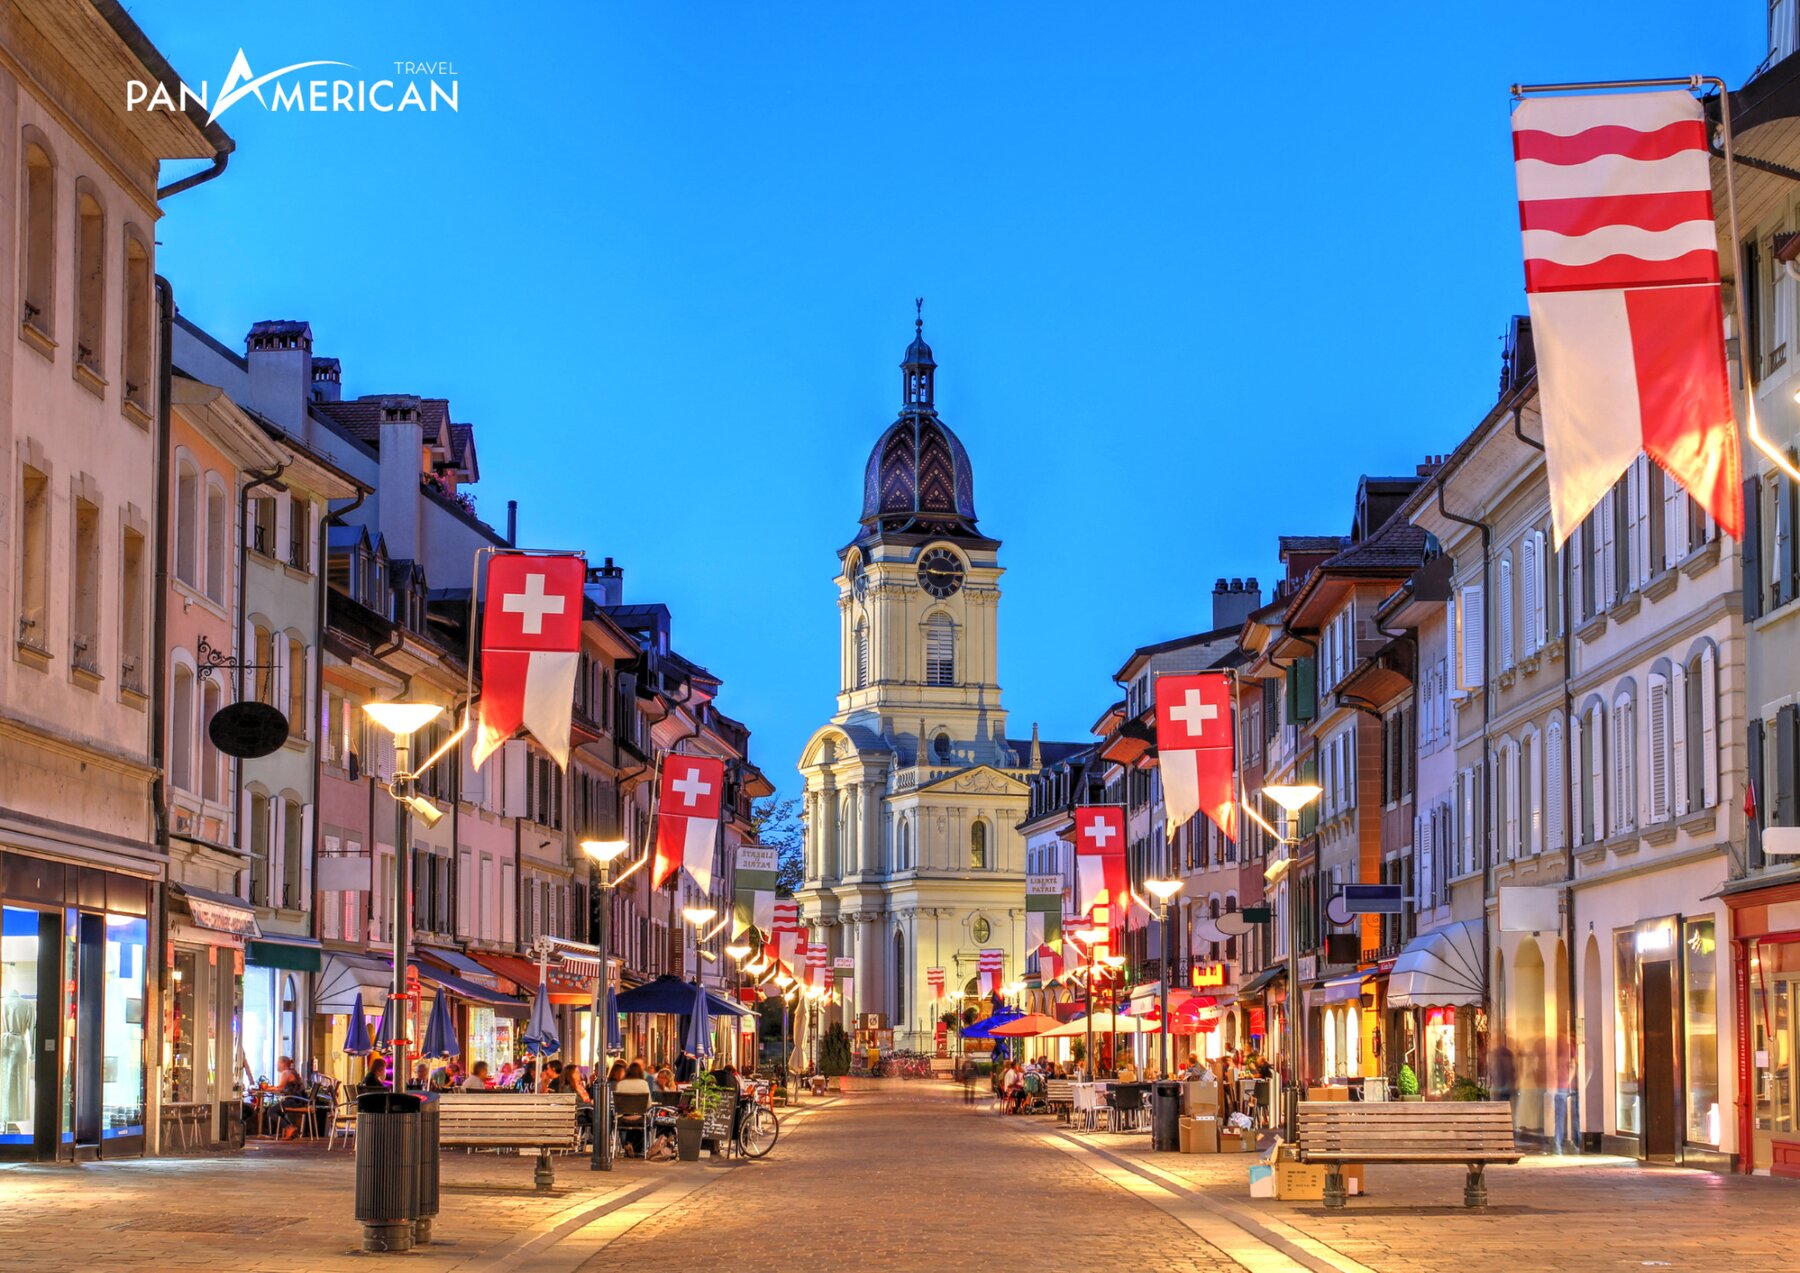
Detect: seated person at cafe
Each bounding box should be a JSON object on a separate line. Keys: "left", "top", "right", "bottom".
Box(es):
{"left": 271, "top": 1056, "right": 311, "bottom": 1140}
{"left": 613, "top": 1062, "right": 654, "bottom": 1157}
{"left": 462, "top": 1061, "right": 492, "bottom": 1091}
{"left": 606, "top": 1059, "right": 628, "bottom": 1086}
{"left": 359, "top": 1057, "right": 389, "bottom": 1093}
{"left": 654, "top": 1066, "right": 678, "bottom": 1094}
{"left": 1116, "top": 1059, "right": 1140, "bottom": 1083}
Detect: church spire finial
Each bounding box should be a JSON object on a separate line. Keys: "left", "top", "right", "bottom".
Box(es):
{"left": 915, "top": 296, "right": 924, "bottom": 338}
{"left": 1029, "top": 722, "right": 1042, "bottom": 769}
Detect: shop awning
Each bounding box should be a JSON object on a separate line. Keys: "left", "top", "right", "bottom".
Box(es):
{"left": 1312, "top": 972, "right": 1366, "bottom": 1005}
{"left": 418, "top": 946, "right": 497, "bottom": 981}
{"left": 541, "top": 937, "right": 607, "bottom": 979}
{"left": 705, "top": 989, "right": 755, "bottom": 1020}
{"left": 246, "top": 934, "right": 323, "bottom": 972}
{"left": 417, "top": 965, "right": 528, "bottom": 1019}
{"left": 465, "top": 951, "right": 594, "bottom": 1005}
{"left": 1238, "top": 965, "right": 1286, "bottom": 998}
{"left": 316, "top": 952, "right": 392, "bottom": 1014}
{"left": 172, "top": 884, "right": 261, "bottom": 938}
{"left": 1386, "top": 920, "right": 1485, "bottom": 1009}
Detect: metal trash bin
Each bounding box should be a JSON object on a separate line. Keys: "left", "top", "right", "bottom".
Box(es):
{"left": 1150, "top": 1080, "right": 1183, "bottom": 1152}
{"left": 414, "top": 1093, "right": 440, "bottom": 1244}
{"left": 354, "top": 1092, "right": 421, "bottom": 1253}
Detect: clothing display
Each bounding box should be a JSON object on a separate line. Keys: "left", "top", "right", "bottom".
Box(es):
{"left": 0, "top": 990, "right": 35, "bottom": 1129}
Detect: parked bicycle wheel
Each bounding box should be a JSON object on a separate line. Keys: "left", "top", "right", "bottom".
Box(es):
{"left": 738, "top": 1103, "right": 779, "bottom": 1158}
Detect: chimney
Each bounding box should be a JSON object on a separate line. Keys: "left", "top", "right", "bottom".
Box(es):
{"left": 587, "top": 556, "right": 624, "bottom": 607}
{"left": 310, "top": 356, "right": 342, "bottom": 403}
{"left": 1211, "top": 576, "right": 1263, "bottom": 631}
{"left": 244, "top": 320, "right": 313, "bottom": 432}
{"left": 506, "top": 499, "right": 518, "bottom": 546}
{"left": 376, "top": 395, "right": 423, "bottom": 562}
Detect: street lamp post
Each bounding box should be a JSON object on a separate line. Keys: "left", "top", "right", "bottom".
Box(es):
{"left": 1257, "top": 783, "right": 1323, "bottom": 1136}
{"left": 1145, "top": 879, "right": 1184, "bottom": 1079}
{"left": 360, "top": 701, "right": 449, "bottom": 1254}
{"left": 581, "top": 839, "right": 628, "bottom": 1172}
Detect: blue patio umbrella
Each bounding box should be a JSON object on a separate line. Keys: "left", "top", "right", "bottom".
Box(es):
{"left": 421, "top": 991, "right": 459, "bottom": 1059}
{"left": 374, "top": 995, "right": 403, "bottom": 1050}
{"left": 681, "top": 979, "right": 713, "bottom": 1060}
{"left": 959, "top": 1008, "right": 1025, "bottom": 1040}
{"left": 522, "top": 981, "right": 561, "bottom": 1056}
{"left": 604, "top": 984, "right": 624, "bottom": 1053}
{"left": 616, "top": 974, "right": 708, "bottom": 1014}
{"left": 343, "top": 991, "right": 373, "bottom": 1055}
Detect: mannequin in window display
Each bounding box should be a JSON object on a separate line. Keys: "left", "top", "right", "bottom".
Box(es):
{"left": 1, "top": 989, "right": 34, "bottom": 1128}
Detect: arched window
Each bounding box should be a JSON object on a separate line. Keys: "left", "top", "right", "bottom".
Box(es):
{"left": 21, "top": 132, "right": 55, "bottom": 335}
{"left": 123, "top": 231, "right": 152, "bottom": 411}
{"left": 1576, "top": 700, "right": 1607, "bottom": 845}
{"left": 934, "top": 732, "right": 952, "bottom": 762}
{"left": 200, "top": 677, "right": 223, "bottom": 802}
{"left": 170, "top": 664, "right": 195, "bottom": 791}
{"left": 897, "top": 817, "right": 911, "bottom": 871}
{"left": 253, "top": 624, "right": 276, "bottom": 705}
{"left": 1647, "top": 666, "right": 1672, "bottom": 823}
{"left": 280, "top": 975, "right": 300, "bottom": 1063}
{"left": 73, "top": 182, "right": 104, "bottom": 376}
{"left": 249, "top": 790, "right": 271, "bottom": 905}
{"left": 855, "top": 620, "right": 869, "bottom": 690}
{"left": 282, "top": 794, "right": 305, "bottom": 909}
{"left": 1545, "top": 716, "right": 1565, "bottom": 852}
{"left": 287, "top": 635, "right": 307, "bottom": 737}
{"left": 925, "top": 614, "right": 955, "bottom": 686}
{"left": 892, "top": 929, "right": 906, "bottom": 1034}
{"left": 1497, "top": 554, "right": 1515, "bottom": 670}
{"left": 1684, "top": 643, "right": 1719, "bottom": 811}
{"left": 970, "top": 820, "right": 987, "bottom": 869}
{"left": 204, "top": 478, "right": 228, "bottom": 603}
{"left": 174, "top": 459, "right": 200, "bottom": 587}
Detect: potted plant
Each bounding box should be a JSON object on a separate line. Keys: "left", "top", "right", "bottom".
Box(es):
{"left": 1397, "top": 1063, "right": 1424, "bottom": 1102}
{"left": 819, "top": 1023, "right": 852, "bottom": 1090}
{"left": 676, "top": 1071, "right": 720, "bottom": 1161}
{"left": 1446, "top": 1074, "right": 1490, "bottom": 1102}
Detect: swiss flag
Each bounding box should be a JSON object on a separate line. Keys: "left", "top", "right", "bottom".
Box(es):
{"left": 1072, "top": 805, "right": 1127, "bottom": 923}
{"left": 1156, "top": 671, "right": 1236, "bottom": 842}
{"left": 654, "top": 754, "right": 726, "bottom": 891}
{"left": 473, "top": 554, "right": 585, "bottom": 768}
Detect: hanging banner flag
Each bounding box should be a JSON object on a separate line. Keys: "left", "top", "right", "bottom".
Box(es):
{"left": 805, "top": 936, "right": 828, "bottom": 991}
{"left": 473, "top": 553, "right": 585, "bottom": 768}
{"left": 767, "top": 899, "right": 800, "bottom": 973}
{"left": 1156, "top": 671, "right": 1237, "bottom": 842}
{"left": 926, "top": 966, "right": 946, "bottom": 999}
{"left": 653, "top": 754, "right": 725, "bottom": 891}
{"left": 1025, "top": 875, "right": 1064, "bottom": 955}
{"left": 732, "top": 845, "right": 778, "bottom": 938}
{"left": 977, "top": 948, "right": 1004, "bottom": 996}
{"left": 1511, "top": 88, "right": 1742, "bottom": 543}
{"left": 1073, "top": 805, "right": 1127, "bottom": 919}
{"left": 1034, "top": 943, "right": 1064, "bottom": 984}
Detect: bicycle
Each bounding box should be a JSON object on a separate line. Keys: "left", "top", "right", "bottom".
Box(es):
{"left": 736, "top": 1082, "right": 780, "bottom": 1158}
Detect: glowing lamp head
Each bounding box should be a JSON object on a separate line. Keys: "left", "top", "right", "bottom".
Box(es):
{"left": 725, "top": 943, "right": 752, "bottom": 961}
{"left": 681, "top": 907, "right": 716, "bottom": 926}
{"left": 1144, "top": 878, "right": 1183, "bottom": 901}
{"left": 362, "top": 701, "right": 444, "bottom": 739}
{"left": 1261, "top": 783, "right": 1323, "bottom": 814}
{"left": 581, "top": 839, "right": 630, "bottom": 864}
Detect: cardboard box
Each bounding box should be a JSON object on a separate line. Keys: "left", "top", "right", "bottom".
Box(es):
{"left": 1180, "top": 1114, "right": 1219, "bottom": 1154}
{"left": 1182, "top": 1078, "right": 1221, "bottom": 1113}
{"left": 1220, "top": 1129, "right": 1257, "bottom": 1153}
{"left": 1274, "top": 1162, "right": 1327, "bottom": 1201}
{"left": 1248, "top": 1162, "right": 1275, "bottom": 1199}
{"left": 1306, "top": 1085, "right": 1351, "bottom": 1102}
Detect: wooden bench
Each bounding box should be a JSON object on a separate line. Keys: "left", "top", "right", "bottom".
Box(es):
{"left": 437, "top": 1093, "right": 580, "bottom": 1189}
{"left": 1044, "top": 1079, "right": 1074, "bottom": 1123}
{"left": 1295, "top": 1101, "right": 1518, "bottom": 1209}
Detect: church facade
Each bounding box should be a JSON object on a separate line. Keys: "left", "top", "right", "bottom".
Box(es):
{"left": 796, "top": 319, "right": 1057, "bottom": 1050}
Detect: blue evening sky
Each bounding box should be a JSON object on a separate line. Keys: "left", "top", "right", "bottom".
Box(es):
{"left": 141, "top": 2, "right": 1761, "bottom": 796}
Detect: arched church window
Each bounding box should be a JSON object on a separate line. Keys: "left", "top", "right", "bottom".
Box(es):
{"left": 897, "top": 818, "right": 911, "bottom": 870}
{"left": 855, "top": 621, "right": 869, "bottom": 690}
{"left": 934, "top": 732, "right": 952, "bottom": 762}
{"left": 925, "top": 615, "right": 955, "bottom": 686}
{"left": 970, "top": 820, "right": 987, "bottom": 869}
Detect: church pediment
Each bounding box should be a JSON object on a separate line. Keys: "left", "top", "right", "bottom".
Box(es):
{"left": 911, "top": 764, "right": 1028, "bottom": 797}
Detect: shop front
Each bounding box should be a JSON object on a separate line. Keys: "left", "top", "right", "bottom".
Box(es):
{"left": 1386, "top": 920, "right": 1486, "bottom": 1099}
{"left": 1724, "top": 871, "right": 1800, "bottom": 1175}
{"left": 1, "top": 853, "right": 152, "bottom": 1163}
{"left": 315, "top": 951, "right": 391, "bottom": 1090}
{"left": 242, "top": 936, "right": 321, "bottom": 1086}
{"left": 166, "top": 885, "right": 260, "bottom": 1153}
{"left": 1312, "top": 972, "right": 1366, "bottom": 1083}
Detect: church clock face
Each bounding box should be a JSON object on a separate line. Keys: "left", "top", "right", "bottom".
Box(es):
{"left": 972, "top": 916, "right": 991, "bottom": 944}
{"left": 917, "top": 548, "right": 965, "bottom": 599}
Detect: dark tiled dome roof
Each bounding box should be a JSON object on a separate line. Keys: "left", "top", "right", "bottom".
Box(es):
{"left": 861, "top": 413, "right": 977, "bottom": 534}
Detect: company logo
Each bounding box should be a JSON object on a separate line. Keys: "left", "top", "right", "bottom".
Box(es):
{"left": 127, "top": 48, "right": 458, "bottom": 123}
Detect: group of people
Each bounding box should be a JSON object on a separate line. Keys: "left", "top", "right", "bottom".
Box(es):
{"left": 990, "top": 1049, "right": 1274, "bottom": 1124}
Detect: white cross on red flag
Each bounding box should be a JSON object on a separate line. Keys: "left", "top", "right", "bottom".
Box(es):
{"left": 1156, "top": 671, "right": 1236, "bottom": 843}
{"left": 1073, "top": 805, "right": 1127, "bottom": 924}
{"left": 654, "top": 754, "right": 726, "bottom": 891}
{"left": 1512, "top": 89, "right": 1742, "bottom": 543}
{"left": 474, "top": 554, "right": 585, "bottom": 769}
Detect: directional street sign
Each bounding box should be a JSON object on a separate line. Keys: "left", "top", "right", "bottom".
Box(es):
{"left": 1343, "top": 883, "right": 1405, "bottom": 915}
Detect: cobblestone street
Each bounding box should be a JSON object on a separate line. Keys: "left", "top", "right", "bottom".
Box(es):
{"left": 6, "top": 1086, "right": 1800, "bottom": 1271}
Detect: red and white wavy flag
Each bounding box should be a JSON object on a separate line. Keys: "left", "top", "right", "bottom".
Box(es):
{"left": 1513, "top": 89, "right": 1742, "bottom": 542}
{"left": 473, "top": 554, "right": 585, "bottom": 768}
{"left": 1073, "top": 806, "right": 1127, "bottom": 921}
{"left": 1155, "top": 672, "right": 1237, "bottom": 842}
{"left": 926, "top": 966, "right": 946, "bottom": 999}
{"left": 805, "top": 936, "right": 827, "bottom": 991}
{"left": 653, "top": 754, "right": 725, "bottom": 891}
{"left": 978, "top": 948, "right": 1005, "bottom": 996}
{"left": 766, "top": 899, "right": 799, "bottom": 973}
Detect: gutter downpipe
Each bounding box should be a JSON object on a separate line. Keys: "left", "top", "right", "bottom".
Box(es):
{"left": 233, "top": 464, "right": 288, "bottom": 851}
{"left": 311, "top": 488, "right": 368, "bottom": 945}
{"left": 1434, "top": 479, "right": 1496, "bottom": 1089}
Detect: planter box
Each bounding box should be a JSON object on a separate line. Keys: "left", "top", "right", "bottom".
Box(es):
{"left": 676, "top": 1121, "right": 703, "bottom": 1161}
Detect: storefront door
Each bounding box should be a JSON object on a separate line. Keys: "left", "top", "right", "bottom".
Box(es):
{"left": 1, "top": 907, "right": 59, "bottom": 1160}
{"left": 1750, "top": 943, "right": 1800, "bottom": 1173}
{"left": 1642, "top": 959, "right": 1678, "bottom": 1160}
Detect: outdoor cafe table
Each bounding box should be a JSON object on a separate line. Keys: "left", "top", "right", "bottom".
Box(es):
{"left": 1071, "top": 1081, "right": 1110, "bottom": 1132}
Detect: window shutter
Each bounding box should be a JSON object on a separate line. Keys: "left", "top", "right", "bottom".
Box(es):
{"left": 1598, "top": 491, "right": 1616, "bottom": 607}
{"left": 1520, "top": 536, "right": 1539, "bottom": 654}
{"left": 1630, "top": 458, "right": 1649, "bottom": 586}
{"left": 1778, "top": 474, "right": 1795, "bottom": 608}
{"left": 1648, "top": 673, "right": 1669, "bottom": 822}
{"left": 1459, "top": 767, "right": 1474, "bottom": 873}
{"left": 300, "top": 804, "right": 314, "bottom": 911}
{"left": 1569, "top": 524, "right": 1585, "bottom": 623}
{"left": 1671, "top": 661, "right": 1690, "bottom": 817}
{"left": 1777, "top": 706, "right": 1798, "bottom": 828}
{"left": 1591, "top": 706, "right": 1608, "bottom": 841}
{"left": 1664, "top": 471, "right": 1685, "bottom": 569}
{"left": 1498, "top": 557, "right": 1515, "bottom": 670}
{"left": 1288, "top": 656, "right": 1316, "bottom": 722}
{"left": 458, "top": 849, "right": 474, "bottom": 937}
{"left": 1546, "top": 719, "right": 1564, "bottom": 851}
{"left": 1745, "top": 476, "right": 1764, "bottom": 622}
{"left": 461, "top": 736, "right": 485, "bottom": 807}
{"left": 1505, "top": 744, "right": 1520, "bottom": 858}
{"left": 501, "top": 739, "right": 528, "bottom": 819}
{"left": 1700, "top": 644, "right": 1719, "bottom": 808}
{"left": 1749, "top": 718, "right": 1767, "bottom": 865}
{"left": 1457, "top": 585, "right": 1485, "bottom": 689}
{"left": 375, "top": 731, "right": 396, "bottom": 783}
{"left": 1612, "top": 701, "right": 1631, "bottom": 831}
{"left": 1528, "top": 733, "right": 1543, "bottom": 854}
{"left": 1572, "top": 713, "right": 1586, "bottom": 846}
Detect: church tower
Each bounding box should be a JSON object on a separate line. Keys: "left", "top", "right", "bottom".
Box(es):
{"left": 797, "top": 311, "right": 1036, "bottom": 1054}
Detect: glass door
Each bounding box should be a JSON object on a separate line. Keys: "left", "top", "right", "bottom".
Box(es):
{"left": 0, "top": 907, "right": 58, "bottom": 1160}
{"left": 1750, "top": 939, "right": 1800, "bottom": 1172}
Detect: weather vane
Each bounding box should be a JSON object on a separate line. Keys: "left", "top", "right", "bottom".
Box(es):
{"left": 914, "top": 296, "right": 924, "bottom": 334}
